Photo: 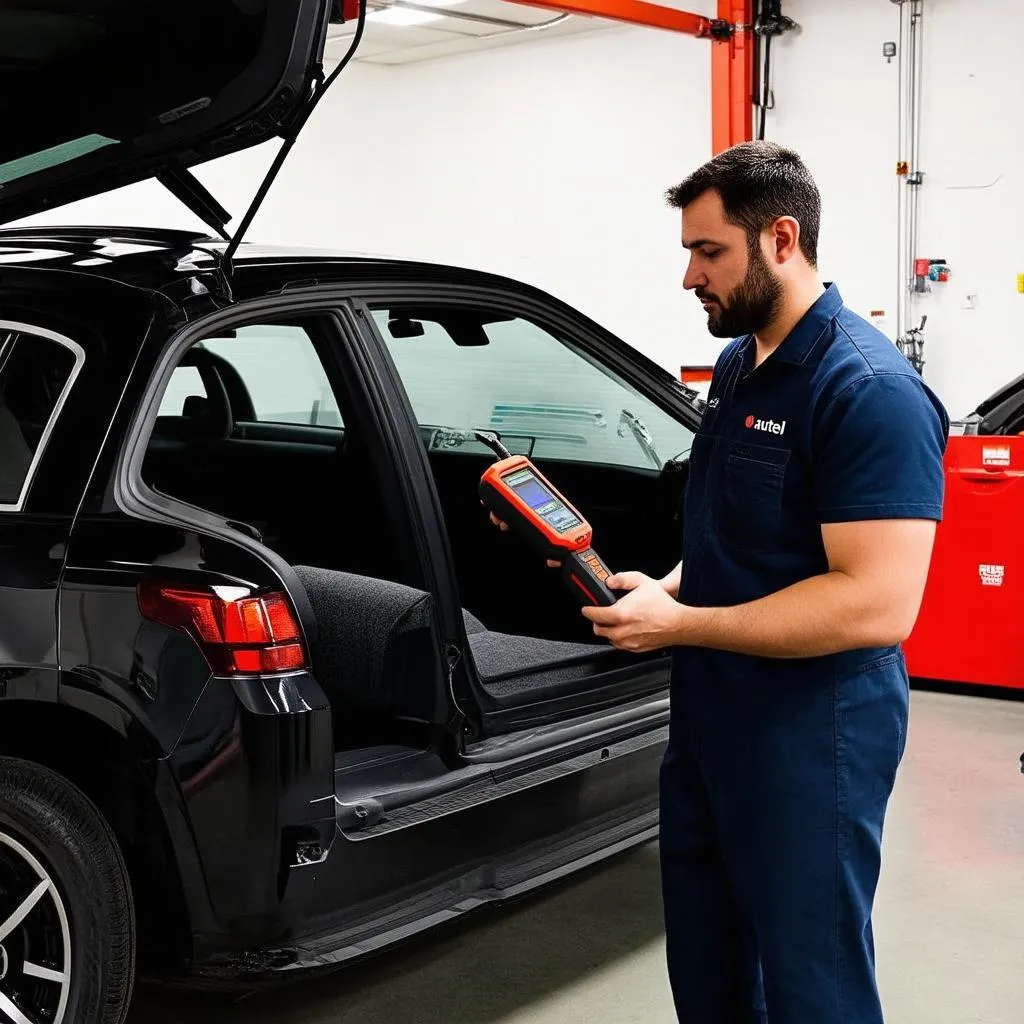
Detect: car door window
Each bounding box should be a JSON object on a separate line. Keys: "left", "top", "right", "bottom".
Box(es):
{"left": 0, "top": 328, "right": 84, "bottom": 507}
{"left": 371, "top": 306, "right": 693, "bottom": 470}
{"left": 158, "top": 324, "right": 343, "bottom": 428}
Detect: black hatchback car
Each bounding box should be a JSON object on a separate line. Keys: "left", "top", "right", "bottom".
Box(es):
{"left": 0, "top": 2, "right": 703, "bottom": 1021}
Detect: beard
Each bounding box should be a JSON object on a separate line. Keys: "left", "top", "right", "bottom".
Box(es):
{"left": 697, "top": 245, "right": 783, "bottom": 339}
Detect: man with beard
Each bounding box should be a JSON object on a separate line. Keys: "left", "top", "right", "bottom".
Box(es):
{"left": 578, "top": 141, "right": 950, "bottom": 1022}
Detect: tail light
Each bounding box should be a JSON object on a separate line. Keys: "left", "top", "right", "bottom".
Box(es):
{"left": 137, "top": 580, "right": 307, "bottom": 676}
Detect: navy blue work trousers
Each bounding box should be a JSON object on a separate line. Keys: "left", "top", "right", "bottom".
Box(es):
{"left": 659, "top": 651, "right": 910, "bottom": 1023}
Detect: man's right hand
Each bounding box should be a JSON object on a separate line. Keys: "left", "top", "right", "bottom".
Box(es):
{"left": 604, "top": 565, "right": 682, "bottom": 598}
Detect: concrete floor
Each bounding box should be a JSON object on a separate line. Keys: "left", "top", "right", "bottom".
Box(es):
{"left": 129, "top": 689, "right": 1024, "bottom": 1024}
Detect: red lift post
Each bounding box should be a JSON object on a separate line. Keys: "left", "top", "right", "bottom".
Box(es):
{"left": 503, "top": 0, "right": 755, "bottom": 153}
{"left": 712, "top": 0, "right": 754, "bottom": 154}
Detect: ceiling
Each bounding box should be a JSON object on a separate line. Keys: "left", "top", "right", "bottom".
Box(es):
{"left": 323, "top": 0, "right": 619, "bottom": 66}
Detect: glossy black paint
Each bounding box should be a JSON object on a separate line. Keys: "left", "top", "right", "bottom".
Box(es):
{"left": 0, "top": 226, "right": 700, "bottom": 986}
{"left": 169, "top": 671, "right": 335, "bottom": 960}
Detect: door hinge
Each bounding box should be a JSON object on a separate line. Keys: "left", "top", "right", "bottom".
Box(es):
{"left": 158, "top": 270, "right": 233, "bottom": 320}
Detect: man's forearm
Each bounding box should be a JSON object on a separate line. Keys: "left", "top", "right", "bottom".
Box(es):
{"left": 676, "top": 570, "right": 907, "bottom": 659}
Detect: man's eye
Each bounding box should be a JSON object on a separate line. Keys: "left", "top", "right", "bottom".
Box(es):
{"left": 702, "top": 249, "right": 722, "bottom": 260}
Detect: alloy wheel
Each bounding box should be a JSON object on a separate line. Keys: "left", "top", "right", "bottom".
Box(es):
{"left": 0, "top": 831, "right": 71, "bottom": 1024}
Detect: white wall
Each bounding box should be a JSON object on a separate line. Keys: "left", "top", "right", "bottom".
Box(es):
{"left": 19, "top": 0, "right": 1020, "bottom": 415}
{"left": 766, "top": 0, "right": 1024, "bottom": 418}
{"left": 17, "top": 22, "right": 719, "bottom": 373}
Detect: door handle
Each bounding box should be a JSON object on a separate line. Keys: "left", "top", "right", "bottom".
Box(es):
{"left": 956, "top": 468, "right": 1013, "bottom": 482}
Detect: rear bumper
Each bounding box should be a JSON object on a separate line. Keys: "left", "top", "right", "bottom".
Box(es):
{"left": 164, "top": 680, "right": 665, "bottom": 985}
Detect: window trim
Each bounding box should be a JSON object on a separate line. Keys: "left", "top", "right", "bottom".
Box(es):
{"left": 0, "top": 320, "right": 86, "bottom": 513}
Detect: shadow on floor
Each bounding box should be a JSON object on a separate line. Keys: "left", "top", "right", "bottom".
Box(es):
{"left": 128, "top": 842, "right": 666, "bottom": 1024}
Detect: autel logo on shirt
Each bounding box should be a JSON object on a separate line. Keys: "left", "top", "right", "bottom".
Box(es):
{"left": 745, "top": 414, "right": 787, "bottom": 436}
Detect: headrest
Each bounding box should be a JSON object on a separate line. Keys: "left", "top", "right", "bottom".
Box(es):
{"left": 166, "top": 348, "right": 233, "bottom": 440}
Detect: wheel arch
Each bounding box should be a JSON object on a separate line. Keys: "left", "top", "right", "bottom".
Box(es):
{"left": 0, "top": 695, "right": 205, "bottom": 975}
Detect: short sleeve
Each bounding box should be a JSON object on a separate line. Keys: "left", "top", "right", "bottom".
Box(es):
{"left": 812, "top": 372, "right": 950, "bottom": 524}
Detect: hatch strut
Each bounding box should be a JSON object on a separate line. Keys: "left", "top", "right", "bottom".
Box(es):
{"left": 219, "top": 0, "right": 368, "bottom": 277}
{"left": 157, "top": 166, "right": 233, "bottom": 241}
{"left": 153, "top": 2, "right": 366, "bottom": 255}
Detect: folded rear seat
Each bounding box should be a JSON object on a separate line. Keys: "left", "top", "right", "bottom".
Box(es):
{"left": 292, "top": 565, "right": 630, "bottom": 712}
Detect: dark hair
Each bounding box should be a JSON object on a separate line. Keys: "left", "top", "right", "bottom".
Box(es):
{"left": 665, "top": 141, "right": 820, "bottom": 266}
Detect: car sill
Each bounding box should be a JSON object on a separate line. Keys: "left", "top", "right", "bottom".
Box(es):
{"left": 464, "top": 690, "right": 669, "bottom": 764}
{"left": 334, "top": 691, "right": 668, "bottom": 841}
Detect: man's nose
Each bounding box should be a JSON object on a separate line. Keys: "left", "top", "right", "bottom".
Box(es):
{"left": 682, "top": 263, "right": 705, "bottom": 292}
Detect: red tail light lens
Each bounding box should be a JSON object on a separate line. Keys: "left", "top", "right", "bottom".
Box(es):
{"left": 138, "top": 581, "right": 307, "bottom": 676}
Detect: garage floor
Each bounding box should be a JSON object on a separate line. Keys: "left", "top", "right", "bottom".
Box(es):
{"left": 128, "top": 689, "right": 1024, "bottom": 1024}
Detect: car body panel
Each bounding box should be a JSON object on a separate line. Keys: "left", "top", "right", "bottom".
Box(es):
{"left": 167, "top": 671, "right": 336, "bottom": 958}
{"left": 188, "top": 724, "right": 664, "bottom": 980}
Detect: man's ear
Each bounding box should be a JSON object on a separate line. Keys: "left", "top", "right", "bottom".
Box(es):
{"left": 769, "top": 216, "right": 802, "bottom": 264}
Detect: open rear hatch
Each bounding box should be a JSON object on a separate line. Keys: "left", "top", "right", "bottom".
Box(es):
{"left": 0, "top": 0, "right": 338, "bottom": 231}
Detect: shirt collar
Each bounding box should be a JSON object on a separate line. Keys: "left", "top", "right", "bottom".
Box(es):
{"left": 739, "top": 282, "right": 843, "bottom": 369}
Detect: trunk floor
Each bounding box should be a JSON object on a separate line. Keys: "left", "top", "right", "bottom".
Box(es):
{"left": 462, "top": 610, "right": 636, "bottom": 700}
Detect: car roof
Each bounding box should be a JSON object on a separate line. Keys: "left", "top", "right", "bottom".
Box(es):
{"left": 0, "top": 225, "right": 523, "bottom": 296}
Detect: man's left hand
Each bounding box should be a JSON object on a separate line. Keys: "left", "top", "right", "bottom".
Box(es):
{"left": 581, "top": 572, "right": 689, "bottom": 653}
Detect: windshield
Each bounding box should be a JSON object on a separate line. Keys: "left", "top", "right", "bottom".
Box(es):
{"left": 372, "top": 307, "right": 698, "bottom": 472}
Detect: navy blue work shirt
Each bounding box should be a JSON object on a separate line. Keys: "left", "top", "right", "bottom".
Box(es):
{"left": 674, "top": 282, "right": 950, "bottom": 690}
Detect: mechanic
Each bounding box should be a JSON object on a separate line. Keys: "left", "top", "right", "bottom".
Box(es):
{"left": 545, "top": 142, "right": 947, "bottom": 1022}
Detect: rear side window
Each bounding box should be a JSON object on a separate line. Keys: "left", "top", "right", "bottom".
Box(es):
{"left": 0, "top": 328, "right": 83, "bottom": 508}
{"left": 157, "top": 324, "right": 343, "bottom": 428}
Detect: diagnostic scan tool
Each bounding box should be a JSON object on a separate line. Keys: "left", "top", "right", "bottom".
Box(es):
{"left": 476, "top": 432, "right": 618, "bottom": 607}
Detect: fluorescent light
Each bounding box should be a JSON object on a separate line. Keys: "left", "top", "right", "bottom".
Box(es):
{"left": 368, "top": 6, "right": 441, "bottom": 25}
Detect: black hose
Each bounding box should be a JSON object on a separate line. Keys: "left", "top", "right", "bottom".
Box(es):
{"left": 753, "top": 0, "right": 795, "bottom": 141}
{"left": 758, "top": 35, "right": 772, "bottom": 140}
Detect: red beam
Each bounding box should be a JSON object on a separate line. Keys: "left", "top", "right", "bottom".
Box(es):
{"left": 711, "top": 0, "right": 753, "bottom": 153}
{"left": 502, "top": 0, "right": 754, "bottom": 154}
{"left": 505, "top": 0, "right": 715, "bottom": 37}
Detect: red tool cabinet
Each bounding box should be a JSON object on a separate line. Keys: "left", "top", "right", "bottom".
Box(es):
{"left": 903, "top": 434, "right": 1024, "bottom": 690}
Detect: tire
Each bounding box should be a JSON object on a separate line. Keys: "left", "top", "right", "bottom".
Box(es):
{"left": 0, "top": 757, "right": 136, "bottom": 1024}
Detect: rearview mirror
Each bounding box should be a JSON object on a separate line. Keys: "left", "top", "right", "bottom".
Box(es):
{"left": 388, "top": 317, "right": 425, "bottom": 339}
